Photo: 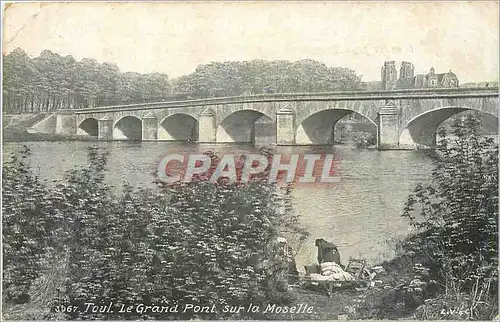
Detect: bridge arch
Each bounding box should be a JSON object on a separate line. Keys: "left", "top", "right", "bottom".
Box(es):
{"left": 295, "top": 109, "right": 377, "bottom": 145}
{"left": 158, "top": 113, "right": 199, "bottom": 141}
{"left": 216, "top": 109, "right": 276, "bottom": 143}
{"left": 77, "top": 117, "right": 98, "bottom": 137}
{"left": 294, "top": 101, "right": 378, "bottom": 129}
{"left": 399, "top": 106, "right": 498, "bottom": 148}
{"left": 113, "top": 115, "right": 142, "bottom": 141}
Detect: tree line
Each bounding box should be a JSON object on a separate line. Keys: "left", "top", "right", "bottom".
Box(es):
{"left": 3, "top": 48, "right": 170, "bottom": 113}
{"left": 171, "top": 59, "right": 362, "bottom": 98}
{"left": 3, "top": 48, "right": 363, "bottom": 114}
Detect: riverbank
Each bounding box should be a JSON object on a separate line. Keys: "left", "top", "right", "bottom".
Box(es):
{"left": 1, "top": 253, "right": 422, "bottom": 320}
{"left": 2, "top": 127, "right": 98, "bottom": 142}
{"left": 2, "top": 114, "right": 97, "bottom": 142}
{"left": 266, "top": 252, "right": 424, "bottom": 320}
{"left": 4, "top": 254, "right": 496, "bottom": 321}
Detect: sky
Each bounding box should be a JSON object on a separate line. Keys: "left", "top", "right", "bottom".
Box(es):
{"left": 3, "top": 1, "right": 499, "bottom": 82}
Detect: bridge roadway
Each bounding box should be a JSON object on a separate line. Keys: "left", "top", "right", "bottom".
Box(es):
{"left": 33, "top": 87, "right": 499, "bottom": 149}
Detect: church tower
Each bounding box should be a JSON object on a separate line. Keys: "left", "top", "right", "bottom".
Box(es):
{"left": 399, "top": 61, "right": 414, "bottom": 79}
{"left": 381, "top": 61, "right": 397, "bottom": 90}
{"left": 396, "top": 61, "right": 415, "bottom": 89}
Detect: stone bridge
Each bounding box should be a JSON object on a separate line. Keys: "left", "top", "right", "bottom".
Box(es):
{"left": 33, "top": 87, "right": 499, "bottom": 149}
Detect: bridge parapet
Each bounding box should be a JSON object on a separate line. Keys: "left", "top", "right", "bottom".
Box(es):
{"left": 57, "top": 87, "right": 498, "bottom": 115}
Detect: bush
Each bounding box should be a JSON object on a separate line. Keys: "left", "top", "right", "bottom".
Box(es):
{"left": 2, "top": 146, "right": 60, "bottom": 304}
{"left": 3, "top": 147, "right": 305, "bottom": 320}
{"left": 348, "top": 115, "right": 498, "bottom": 320}
{"left": 414, "top": 281, "right": 498, "bottom": 320}
{"left": 344, "top": 250, "right": 440, "bottom": 320}
{"left": 401, "top": 115, "right": 498, "bottom": 319}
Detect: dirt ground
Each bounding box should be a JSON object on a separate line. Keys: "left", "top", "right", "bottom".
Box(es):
{"left": 263, "top": 285, "right": 361, "bottom": 320}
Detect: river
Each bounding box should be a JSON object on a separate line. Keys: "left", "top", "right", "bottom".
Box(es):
{"left": 3, "top": 141, "right": 435, "bottom": 271}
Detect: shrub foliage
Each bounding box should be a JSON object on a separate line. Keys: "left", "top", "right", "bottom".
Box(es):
{"left": 2, "top": 147, "right": 304, "bottom": 319}
{"left": 344, "top": 115, "right": 498, "bottom": 320}
{"left": 402, "top": 115, "right": 498, "bottom": 319}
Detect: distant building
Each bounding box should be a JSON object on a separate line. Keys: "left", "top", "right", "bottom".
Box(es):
{"left": 396, "top": 61, "right": 415, "bottom": 89}
{"left": 381, "top": 61, "right": 398, "bottom": 90}
{"left": 380, "top": 61, "right": 459, "bottom": 90}
{"left": 420, "top": 67, "right": 459, "bottom": 88}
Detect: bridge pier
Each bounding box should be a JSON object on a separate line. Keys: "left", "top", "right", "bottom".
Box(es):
{"left": 98, "top": 117, "right": 113, "bottom": 140}
{"left": 198, "top": 109, "right": 216, "bottom": 143}
{"left": 142, "top": 113, "right": 158, "bottom": 141}
{"left": 377, "top": 101, "right": 400, "bottom": 149}
{"left": 276, "top": 106, "right": 295, "bottom": 145}
{"left": 254, "top": 115, "right": 276, "bottom": 145}
{"left": 55, "top": 112, "right": 76, "bottom": 135}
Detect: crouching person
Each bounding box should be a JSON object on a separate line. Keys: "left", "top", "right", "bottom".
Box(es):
{"left": 315, "top": 238, "right": 344, "bottom": 269}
